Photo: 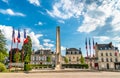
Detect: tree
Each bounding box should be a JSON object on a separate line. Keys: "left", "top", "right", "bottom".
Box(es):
{"left": 47, "top": 56, "right": 51, "bottom": 62}
{"left": 22, "top": 36, "right": 32, "bottom": 64}
{"left": 13, "top": 52, "right": 21, "bottom": 63}
{"left": 64, "top": 57, "right": 69, "bottom": 64}
{"left": 80, "top": 55, "right": 85, "bottom": 64}
{"left": 0, "top": 30, "right": 8, "bottom": 63}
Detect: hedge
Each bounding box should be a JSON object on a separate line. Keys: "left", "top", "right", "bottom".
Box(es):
{"left": 62, "top": 64, "right": 89, "bottom": 69}
{"left": 31, "top": 64, "right": 53, "bottom": 68}
{"left": 24, "top": 64, "right": 32, "bottom": 71}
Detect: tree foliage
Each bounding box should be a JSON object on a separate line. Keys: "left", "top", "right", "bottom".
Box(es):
{"left": 64, "top": 57, "right": 69, "bottom": 64}
{"left": 22, "top": 36, "right": 32, "bottom": 64}
{"left": 0, "top": 30, "right": 8, "bottom": 63}
{"left": 13, "top": 51, "right": 21, "bottom": 62}
{"left": 0, "top": 62, "right": 6, "bottom": 72}
{"left": 80, "top": 55, "right": 85, "bottom": 64}
{"left": 47, "top": 56, "right": 51, "bottom": 62}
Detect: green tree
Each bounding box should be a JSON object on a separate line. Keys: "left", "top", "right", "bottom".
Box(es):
{"left": 64, "top": 57, "right": 68, "bottom": 64}
{"left": 13, "top": 52, "right": 21, "bottom": 62}
{"left": 0, "top": 30, "right": 8, "bottom": 63}
{"left": 47, "top": 56, "right": 51, "bottom": 62}
{"left": 80, "top": 55, "right": 85, "bottom": 64}
{"left": 22, "top": 36, "right": 32, "bottom": 64}
{"left": 0, "top": 62, "right": 7, "bottom": 72}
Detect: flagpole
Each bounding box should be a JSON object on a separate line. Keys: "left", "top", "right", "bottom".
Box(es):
{"left": 9, "top": 28, "right": 14, "bottom": 70}
{"left": 9, "top": 36, "right": 13, "bottom": 70}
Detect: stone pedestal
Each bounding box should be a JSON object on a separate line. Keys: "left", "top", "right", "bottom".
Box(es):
{"left": 55, "top": 26, "right": 61, "bottom": 70}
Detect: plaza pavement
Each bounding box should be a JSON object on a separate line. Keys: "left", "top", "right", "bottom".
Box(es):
{"left": 0, "top": 72, "right": 120, "bottom": 78}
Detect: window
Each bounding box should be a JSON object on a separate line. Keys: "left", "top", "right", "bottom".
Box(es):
{"left": 106, "top": 58, "right": 109, "bottom": 62}
{"left": 77, "top": 57, "right": 79, "bottom": 61}
{"left": 69, "top": 57, "right": 71, "bottom": 61}
{"left": 101, "top": 58, "right": 104, "bottom": 62}
{"left": 110, "top": 53, "right": 112, "bottom": 56}
{"left": 66, "top": 52, "right": 68, "bottom": 54}
{"left": 75, "top": 52, "right": 77, "bottom": 54}
{"left": 110, "top": 58, "right": 112, "bottom": 62}
{"left": 115, "top": 58, "right": 118, "bottom": 62}
{"left": 101, "top": 53, "right": 103, "bottom": 56}
{"left": 106, "top": 53, "right": 108, "bottom": 56}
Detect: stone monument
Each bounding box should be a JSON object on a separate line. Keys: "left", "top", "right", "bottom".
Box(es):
{"left": 55, "top": 26, "right": 61, "bottom": 70}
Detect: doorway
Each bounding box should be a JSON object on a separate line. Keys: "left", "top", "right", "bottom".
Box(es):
{"left": 107, "top": 63, "right": 109, "bottom": 69}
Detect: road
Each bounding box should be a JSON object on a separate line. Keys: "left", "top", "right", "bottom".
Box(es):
{"left": 0, "top": 72, "right": 120, "bottom": 78}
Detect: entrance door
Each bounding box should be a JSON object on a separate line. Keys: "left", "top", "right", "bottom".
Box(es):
{"left": 107, "top": 63, "right": 109, "bottom": 69}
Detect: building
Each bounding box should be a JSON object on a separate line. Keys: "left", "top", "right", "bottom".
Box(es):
{"left": 31, "top": 49, "right": 55, "bottom": 65}
{"left": 65, "top": 48, "right": 82, "bottom": 64}
{"left": 95, "top": 42, "right": 120, "bottom": 70}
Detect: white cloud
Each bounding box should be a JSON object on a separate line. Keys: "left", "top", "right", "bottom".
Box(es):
{"left": 94, "top": 36, "right": 110, "bottom": 42}
{"left": 2, "top": 0, "right": 9, "bottom": 4}
{"left": 28, "top": 31, "right": 43, "bottom": 50}
{"left": 47, "top": 0, "right": 84, "bottom": 19}
{"left": 0, "top": 9, "right": 25, "bottom": 16}
{"left": 43, "top": 42, "right": 54, "bottom": 49}
{"left": 28, "top": 0, "right": 40, "bottom": 6}
{"left": 43, "top": 39, "right": 51, "bottom": 43}
{"left": 35, "top": 21, "right": 43, "bottom": 26}
{"left": 61, "top": 46, "right": 66, "bottom": 56}
{"left": 48, "top": 0, "right": 120, "bottom": 33}
{"left": 43, "top": 39, "right": 54, "bottom": 49}
{"left": 58, "top": 20, "right": 65, "bottom": 24}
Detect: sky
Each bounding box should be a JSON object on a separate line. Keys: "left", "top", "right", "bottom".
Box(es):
{"left": 0, "top": 0, "right": 120, "bottom": 56}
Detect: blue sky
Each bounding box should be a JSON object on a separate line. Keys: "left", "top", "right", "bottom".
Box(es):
{"left": 0, "top": 0, "right": 120, "bottom": 56}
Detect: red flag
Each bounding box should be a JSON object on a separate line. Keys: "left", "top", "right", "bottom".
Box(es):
{"left": 17, "top": 29, "right": 20, "bottom": 43}
{"left": 24, "top": 37, "right": 28, "bottom": 44}
{"left": 23, "top": 29, "right": 28, "bottom": 44}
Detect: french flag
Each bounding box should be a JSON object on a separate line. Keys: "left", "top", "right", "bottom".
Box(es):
{"left": 17, "top": 29, "right": 20, "bottom": 43}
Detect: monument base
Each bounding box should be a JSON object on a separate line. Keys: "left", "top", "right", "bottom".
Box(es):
{"left": 55, "top": 64, "right": 61, "bottom": 70}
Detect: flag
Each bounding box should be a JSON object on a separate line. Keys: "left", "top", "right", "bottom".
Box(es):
{"left": 85, "top": 38, "right": 87, "bottom": 49}
{"left": 12, "top": 28, "right": 16, "bottom": 43}
{"left": 89, "top": 38, "right": 91, "bottom": 50}
{"left": 24, "top": 29, "right": 28, "bottom": 44}
{"left": 85, "top": 38, "right": 88, "bottom": 57}
{"left": 93, "top": 38, "right": 95, "bottom": 49}
{"left": 17, "top": 29, "right": 20, "bottom": 43}
{"left": 89, "top": 38, "right": 91, "bottom": 57}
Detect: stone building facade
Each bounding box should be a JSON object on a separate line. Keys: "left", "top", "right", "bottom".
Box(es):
{"left": 95, "top": 42, "right": 120, "bottom": 70}
{"left": 65, "top": 48, "right": 82, "bottom": 64}
{"left": 31, "top": 49, "right": 55, "bottom": 65}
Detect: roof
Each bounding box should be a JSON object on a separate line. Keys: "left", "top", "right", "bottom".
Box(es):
{"left": 66, "top": 48, "right": 82, "bottom": 54}
{"left": 96, "top": 42, "right": 118, "bottom": 50}
{"left": 66, "top": 48, "right": 79, "bottom": 51}
{"left": 34, "top": 49, "right": 52, "bottom": 55}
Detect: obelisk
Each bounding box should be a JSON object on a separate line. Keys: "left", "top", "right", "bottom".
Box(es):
{"left": 55, "top": 26, "right": 61, "bottom": 70}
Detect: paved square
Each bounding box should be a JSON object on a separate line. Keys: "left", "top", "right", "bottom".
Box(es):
{"left": 0, "top": 72, "right": 120, "bottom": 78}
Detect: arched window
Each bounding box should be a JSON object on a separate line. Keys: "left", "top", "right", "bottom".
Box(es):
{"left": 106, "top": 53, "right": 108, "bottom": 56}
{"left": 106, "top": 58, "right": 109, "bottom": 62}
{"left": 101, "top": 53, "right": 103, "bottom": 56}
{"left": 115, "top": 58, "right": 118, "bottom": 62}
{"left": 110, "top": 53, "right": 112, "bottom": 56}
{"left": 101, "top": 58, "right": 104, "bottom": 62}
{"left": 110, "top": 58, "right": 112, "bottom": 62}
